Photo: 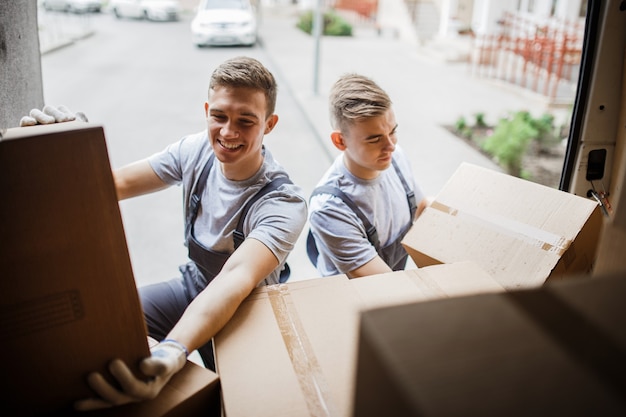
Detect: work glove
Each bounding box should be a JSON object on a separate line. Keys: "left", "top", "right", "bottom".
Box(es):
{"left": 74, "top": 339, "right": 188, "bottom": 411}
{"left": 19, "top": 105, "right": 88, "bottom": 127}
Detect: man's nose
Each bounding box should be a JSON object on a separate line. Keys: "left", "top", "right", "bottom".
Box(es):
{"left": 383, "top": 135, "right": 396, "bottom": 150}
{"left": 221, "top": 121, "right": 238, "bottom": 137}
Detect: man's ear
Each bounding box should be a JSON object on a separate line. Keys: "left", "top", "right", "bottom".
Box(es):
{"left": 330, "top": 130, "right": 346, "bottom": 151}
{"left": 264, "top": 114, "right": 279, "bottom": 134}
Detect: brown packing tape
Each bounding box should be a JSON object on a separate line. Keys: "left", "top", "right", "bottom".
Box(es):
{"left": 429, "top": 200, "right": 571, "bottom": 255}
{"left": 267, "top": 284, "right": 339, "bottom": 417}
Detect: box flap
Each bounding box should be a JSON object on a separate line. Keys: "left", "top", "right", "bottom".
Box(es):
{"left": 351, "top": 262, "right": 503, "bottom": 311}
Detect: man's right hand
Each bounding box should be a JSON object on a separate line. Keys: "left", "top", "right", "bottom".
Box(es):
{"left": 74, "top": 339, "right": 188, "bottom": 411}
{"left": 19, "top": 105, "right": 88, "bottom": 127}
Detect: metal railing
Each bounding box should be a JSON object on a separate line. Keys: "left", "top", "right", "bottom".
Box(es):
{"left": 470, "top": 12, "right": 584, "bottom": 103}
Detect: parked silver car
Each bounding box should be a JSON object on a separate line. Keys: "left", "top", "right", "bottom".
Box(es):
{"left": 110, "top": 0, "right": 180, "bottom": 21}
{"left": 41, "top": 0, "right": 103, "bottom": 13}
{"left": 190, "top": 0, "right": 258, "bottom": 47}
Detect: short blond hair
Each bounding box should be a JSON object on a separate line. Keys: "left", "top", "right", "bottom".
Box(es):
{"left": 328, "top": 73, "right": 392, "bottom": 131}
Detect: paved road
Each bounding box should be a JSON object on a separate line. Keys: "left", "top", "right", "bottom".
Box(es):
{"left": 40, "top": 7, "right": 327, "bottom": 283}
{"left": 38, "top": 3, "right": 563, "bottom": 284}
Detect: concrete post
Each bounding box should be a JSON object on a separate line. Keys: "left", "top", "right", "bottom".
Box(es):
{"left": 0, "top": 0, "right": 44, "bottom": 130}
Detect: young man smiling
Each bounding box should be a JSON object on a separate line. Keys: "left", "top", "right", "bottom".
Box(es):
{"left": 307, "top": 73, "right": 427, "bottom": 278}
{"left": 54, "top": 56, "right": 307, "bottom": 410}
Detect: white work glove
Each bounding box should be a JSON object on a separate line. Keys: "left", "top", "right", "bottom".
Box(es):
{"left": 74, "top": 339, "right": 188, "bottom": 411}
{"left": 19, "top": 105, "right": 88, "bottom": 127}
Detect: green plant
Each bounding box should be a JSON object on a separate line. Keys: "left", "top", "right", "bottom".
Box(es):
{"left": 453, "top": 116, "right": 475, "bottom": 139}
{"left": 474, "top": 112, "right": 487, "bottom": 128}
{"left": 454, "top": 116, "right": 467, "bottom": 132}
{"left": 481, "top": 111, "right": 538, "bottom": 177}
{"left": 325, "top": 13, "right": 353, "bottom": 36}
{"left": 296, "top": 10, "right": 353, "bottom": 36}
{"left": 530, "top": 113, "right": 560, "bottom": 154}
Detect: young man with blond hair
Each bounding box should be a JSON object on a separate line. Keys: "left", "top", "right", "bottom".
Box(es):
{"left": 308, "top": 73, "right": 427, "bottom": 278}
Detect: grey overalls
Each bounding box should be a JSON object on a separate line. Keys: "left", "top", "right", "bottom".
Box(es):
{"left": 307, "top": 158, "right": 417, "bottom": 272}
{"left": 182, "top": 153, "right": 291, "bottom": 298}
{"left": 140, "top": 152, "right": 291, "bottom": 370}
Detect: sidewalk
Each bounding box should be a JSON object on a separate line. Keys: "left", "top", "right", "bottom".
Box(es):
{"left": 37, "top": 8, "right": 96, "bottom": 54}
{"left": 257, "top": 3, "right": 567, "bottom": 196}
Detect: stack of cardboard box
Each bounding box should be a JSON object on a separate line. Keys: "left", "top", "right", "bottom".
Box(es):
{"left": 4, "top": 124, "right": 614, "bottom": 416}
{"left": 215, "top": 162, "right": 609, "bottom": 416}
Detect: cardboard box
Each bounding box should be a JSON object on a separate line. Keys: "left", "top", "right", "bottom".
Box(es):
{"left": 84, "top": 360, "right": 221, "bottom": 417}
{"left": 1, "top": 123, "right": 221, "bottom": 417}
{"left": 215, "top": 262, "right": 503, "bottom": 417}
{"left": 402, "top": 163, "right": 602, "bottom": 290}
{"left": 353, "top": 272, "right": 626, "bottom": 417}
{"left": 0, "top": 122, "right": 150, "bottom": 415}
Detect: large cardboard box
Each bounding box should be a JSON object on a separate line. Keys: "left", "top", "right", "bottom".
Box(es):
{"left": 0, "top": 123, "right": 220, "bottom": 417}
{"left": 402, "top": 163, "right": 602, "bottom": 290}
{"left": 215, "top": 262, "right": 503, "bottom": 417}
{"left": 353, "top": 272, "right": 626, "bottom": 416}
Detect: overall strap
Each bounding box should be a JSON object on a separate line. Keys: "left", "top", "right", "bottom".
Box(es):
{"left": 310, "top": 185, "right": 380, "bottom": 249}
{"left": 392, "top": 158, "right": 418, "bottom": 219}
{"left": 233, "top": 176, "right": 293, "bottom": 249}
{"left": 185, "top": 153, "right": 215, "bottom": 239}
{"left": 306, "top": 161, "right": 415, "bottom": 268}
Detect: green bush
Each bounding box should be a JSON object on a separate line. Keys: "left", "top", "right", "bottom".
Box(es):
{"left": 296, "top": 10, "right": 353, "bottom": 36}
{"left": 481, "top": 111, "right": 537, "bottom": 177}
{"left": 480, "top": 110, "right": 563, "bottom": 177}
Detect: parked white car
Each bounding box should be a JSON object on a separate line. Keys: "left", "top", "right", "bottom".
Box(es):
{"left": 191, "top": 0, "right": 258, "bottom": 47}
{"left": 110, "top": 0, "right": 180, "bottom": 21}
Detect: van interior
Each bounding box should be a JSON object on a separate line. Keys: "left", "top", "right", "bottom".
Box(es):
{"left": 563, "top": 0, "right": 626, "bottom": 277}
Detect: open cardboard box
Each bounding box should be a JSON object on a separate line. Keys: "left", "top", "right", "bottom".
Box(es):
{"left": 1, "top": 123, "right": 219, "bottom": 417}
{"left": 353, "top": 271, "right": 626, "bottom": 416}
{"left": 215, "top": 262, "right": 503, "bottom": 417}
{"left": 402, "top": 163, "right": 602, "bottom": 290}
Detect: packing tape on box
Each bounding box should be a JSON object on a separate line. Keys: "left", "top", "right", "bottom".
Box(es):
{"left": 430, "top": 200, "right": 571, "bottom": 255}
{"left": 267, "top": 284, "right": 338, "bottom": 417}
